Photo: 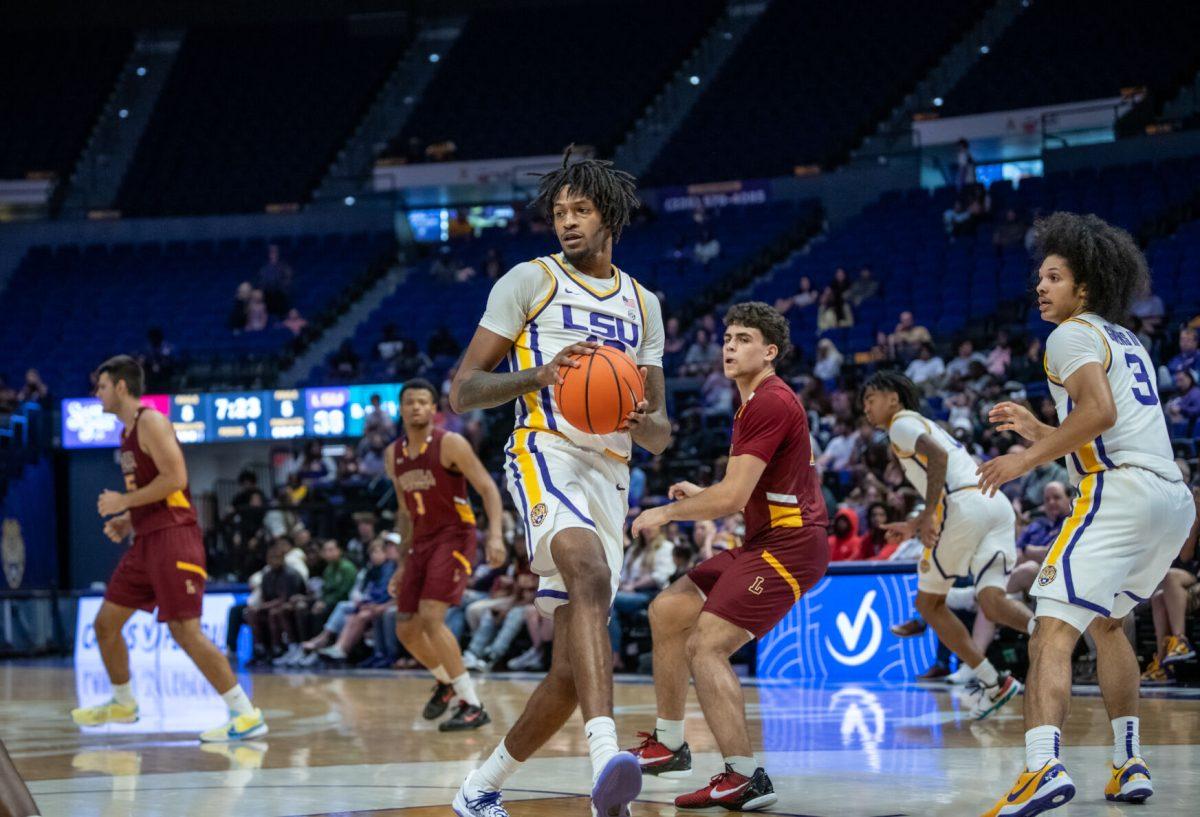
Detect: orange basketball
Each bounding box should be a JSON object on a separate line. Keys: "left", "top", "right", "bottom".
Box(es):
{"left": 554, "top": 345, "right": 645, "bottom": 435}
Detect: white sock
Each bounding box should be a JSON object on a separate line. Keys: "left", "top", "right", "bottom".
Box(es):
{"left": 475, "top": 739, "right": 522, "bottom": 792}
{"left": 725, "top": 755, "right": 757, "bottom": 777}
{"left": 431, "top": 664, "right": 451, "bottom": 684}
{"left": 111, "top": 682, "right": 136, "bottom": 708}
{"left": 1025, "top": 725, "right": 1061, "bottom": 769}
{"left": 974, "top": 658, "right": 1000, "bottom": 688}
{"left": 585, "top": 716, "right": 620, "bottom": 784}
{"left": 452, "top": 672, "right": 481, "bottom": 707}
{"left": 221, "top": 684, "right": 255, "bottom": 717}
{"left": 1112, "top": 716, "right": 1140, "bottom": 765}
{"left": 1027, "top": 617, "right": 1038, "bottom": 636}
{"left": 656, "top": 718, "right": 685, "bottom": 751}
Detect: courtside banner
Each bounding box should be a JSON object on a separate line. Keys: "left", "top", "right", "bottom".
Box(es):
{"left": 74, "top": 592, "right": 239, "bottom": 665}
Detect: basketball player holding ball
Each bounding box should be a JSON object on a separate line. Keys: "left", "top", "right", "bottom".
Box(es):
{"left": 448, "top": 148, "right": 670, "bottom": 817}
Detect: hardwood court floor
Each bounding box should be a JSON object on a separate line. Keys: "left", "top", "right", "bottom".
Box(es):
{"left": 3, "top": 660, "right": 1200, "bottom": 816}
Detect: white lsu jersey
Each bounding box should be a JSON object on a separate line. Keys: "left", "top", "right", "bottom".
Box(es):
{"left": 479, "top": 252, "right": 664, "bottom": 459}
{"left": 888, "top": 410, "right": 981, "bottom": 497}
{"left": 1044, "top": 313, "right": 1180, "bottom": 486}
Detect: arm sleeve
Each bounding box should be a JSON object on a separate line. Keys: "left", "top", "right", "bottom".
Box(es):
{"left": 636, "top": 286, "right": 665, "bottom": 368}
{"left": 888, "top": 414, "right": 928, "bottom": 456}
{"left": 1046, "top": 321, "right": 1109, "bottom": 383}
{"left": 477, "top": 262, "right": 553, "bottom": 341}
{"left": 731, "top": 393, "right": 789, "bottom": 463}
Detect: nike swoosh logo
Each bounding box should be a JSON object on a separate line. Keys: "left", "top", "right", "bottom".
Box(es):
{"left": 1007, "top": 769, "right": 1047, "bottom": 803}
{"left": 711, "top": 780, "right": 750, "bottom": 799}
{"left": 835, "top": 589, "right": 876, "bottom": 651}
{"left": 616, "top": 484, "right": 626, "bottom": 491}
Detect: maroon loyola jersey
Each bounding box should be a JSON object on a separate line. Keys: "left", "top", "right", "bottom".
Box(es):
{"left": 120, "top": 407, "right": 198, "bottom": 537}
{"left": 393, "top": 427, "right": 477, "bottom": 541}
{"left": 730, "top": 375, "right": 827, "bottom": 546}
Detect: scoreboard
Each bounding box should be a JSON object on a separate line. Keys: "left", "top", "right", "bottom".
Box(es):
{"left": 61, "top": 382, "right": 401, "bottom": 449}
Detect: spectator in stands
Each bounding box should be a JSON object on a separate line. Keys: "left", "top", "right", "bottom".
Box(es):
{"left": 483, "top": 247, "right": 505, "bottom": 280}
{"left": 335, "top": 449, "right": 364, "bottom": 487}
{"left": 428, "top": 325, "right": 461, "bottom": 359}
{"left": 1007, "top": 443, "right": 1069, "bottom": 511}
{"left": 243, "top": 539, "right": 307, "bottom": 662}
{"left": 992, "top": 209, "right": 1026, "bottom": 251}
{"left": 847, "top": 267, "right": 879, "bottom": 306}
{"left": 1007, "top": 481, "right": 1071, "bottom": 596}
{"left": 776, "top": 275, "right": 819, "bottom": 315}
{"left": 258, "top": 244, "right": 294, "bottom": 318}
{"left": 955, "top": 138, "right": 976, "bottom": 191}
{"left": 985, "top": 330, "right": 1012, "bottom": 378}
{"left": 363, "top": 393, "right": 396, "bottom": 439}
{"left": 298, "top": 440, "right": 333, "bottom": 489}
{"left": 828, "top": 507, "right": 864, "bottom": 561}
{"left": 1131, "top": 285, "right": 1166, "bottom": 333}
{"left": 278, "top": 539, "right": 359, "bottom": 665}
{"left": 244, "top": 289, "right": 269, "bottom": 332}
{"left": 1166, "top": 327, "right": 1199, "bottom": 377}
{"left": 943, "top": 198, "right": 972, "bottom": 236}
{"left": 813, "top": 338, "right": 843, "bottom": 385}
{"left": 15, "top": 368, "right": 49, "bottom": 406}
{"left": 905, "top": 342, "right": 946, "bottom": 393}
{"left": 329, "top": 340, "right": 361, "bottom": 380}
{"left": 222, "top": 469, "right": 266, "bottom": 575}
{"left": 663, "top": 316, "right": 687, "bottom": 364}
{"left": 609, "top": 522, "right": 674, "bottom": 667}
{"left": 1167, "top": 369, "right": 1200, "bottom": 428}
{"left": 1142, "top": 486, "right": 1199, "bottom": 684}
{"left": 509, "top": 603, "right": 555, "bottom": 671}
{"left": 464, "top": 557, "right": 538, "bottom": 671}
{"left": 817, "top": 287, "right": 854, "bottom": 331}
{"left": 357, "top": 431, "right": 388, "bottom": 479}
{"left": 140, "top": 327, "right": 175, "bottom": 391}
{"left": 693, "top": 227, "right": 721, "bottom": 265}
{"left": 228, "top": 281, "right": 253, "bottom": 332}
{"left": 682, "top": 328, "right": 721, "bottom": 375}
{"left": 376, "top": 323, "right": 405, "bottom": 364}
{"left": 946, "top": 339, "right": 986, "bottom": 381}
{"left": 817, "top": 421, "right": 856, "bottom": 474}
{"left": 345, "top": 512, "right": 376, "bottom": 565}
{"left": 858, "top": 502, "right": 892, "bottom": 559}
{"left": 888, "top": 311, "right": 932, "bottom": 362}
{"left": 318, "top": 537, "right": 397, "bottom": 662}
{"left": 700, "top": 361, "right": 734, "bottom": 416}
{"left": 430, "top": 246, "right": 458, "bottom": 283}
{"left": 283, "top": 308, "right": 308, "bottom": 337}
{"left": 1008, "top": 336, "right": 1042, "bottom": 384}
{"left": 391, "top": 338, "right": 432, "bottom": 380}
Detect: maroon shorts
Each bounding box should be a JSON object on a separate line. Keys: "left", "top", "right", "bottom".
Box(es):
{"left": 105, "top": 524, "right": 207, "bottom": 622}
{"left": 688, "top": 528, "right": 829, "bottom": 638}
{"left": 396, "top": 526, "right": 475, "bottom": 614}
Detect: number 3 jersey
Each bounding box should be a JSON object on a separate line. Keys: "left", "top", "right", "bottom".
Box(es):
{"left": 1044, "top": 313, "right": 1180, "bottom": 486}
{"left": 479, "top": 253, "right": 664, "bottom": 459}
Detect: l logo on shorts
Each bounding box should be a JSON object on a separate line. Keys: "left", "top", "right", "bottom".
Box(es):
{"left": 185, "top": 579, "right": 196, "bottom": 595}
{"left": 530, "top": 503, "right": 548, "bottom": 527}
{"left": 1037, "top": 565, "right": 1057, "bottom": 587}
{"left": 748, "top": 576, "right": 764, "bottom": 595}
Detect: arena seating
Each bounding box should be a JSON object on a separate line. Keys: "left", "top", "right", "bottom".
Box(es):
{"left": 643, "top": 0, "right": 990, "bottom": 184}
{"left": 0, "top": 29, "right": 133, "bottom": 180}
{"left": 749, "top": 156, "right": 1200, "bottom": 363}
{"left": 0, "top": 231, "right": 394, "bottom": 394}
{"left": 305, "top": 200, "right": 817, "bottom": 385}
{"left": 941, "top": 0, "right": 1200, "bottom": 116}
{"left": 116, "top": 22, "right": 408, "bottom": 216}
{"left": 387, "top": 0, "right": 724, "bottom": 160}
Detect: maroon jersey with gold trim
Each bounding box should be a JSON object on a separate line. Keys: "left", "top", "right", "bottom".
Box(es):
{"left": 120, "top": 408, "right": 197, "bottom": 536}
{"left": 730, "top": 375, "right": 827, "bottom": 546}
{"left": 393, "top": 427, "right": 476, "bottom": 541}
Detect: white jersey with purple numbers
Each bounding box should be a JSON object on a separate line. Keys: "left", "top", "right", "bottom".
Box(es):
{"left": 1044, "top": 313, "right": 1181, "bottom": 486}
{"left": 479, "top": 253, "right": 664, "bottom": 460}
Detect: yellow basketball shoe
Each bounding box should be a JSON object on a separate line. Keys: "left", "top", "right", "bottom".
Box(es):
{"left": 1161, "top": 634, "right": 1195, "bottom": 667}
{"left": 981, "top": 760, "right": 1075, "bottom": 817}
{"left": 198, "top": 708, "right": 268, "bottom": 743}
{"left": 1105, "top": 757, "right": 1152, "bottom": 804}
{"left": 71, "top": 699, "right": 139, "bottom": 727}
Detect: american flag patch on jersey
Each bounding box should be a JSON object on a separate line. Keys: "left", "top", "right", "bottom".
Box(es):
{"left": 622, "top": 295, "right": 636, "bottom": 309}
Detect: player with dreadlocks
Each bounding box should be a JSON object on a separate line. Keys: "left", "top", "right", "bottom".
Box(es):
{"left": 449, "top": 146, "right": 670, "bottom": 817}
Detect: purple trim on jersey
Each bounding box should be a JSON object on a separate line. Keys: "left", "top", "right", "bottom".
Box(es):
{"left": 1094, "top": 434, "right": 1118, "bottom": 469}
{"left": 528, "top": 432, "right": 595, "bottom": 527}
{"left": 1123, "top": 590, "right": 1149, "bottom": 602}
{"left": 536, "top": 589, "right": 569, "bottom": 601}
{"left": 550, "top": 255, "right": 624, "bottom": 302}
{"left": 528, "top": 321, "right": 558, "bottom": 431}
{"left": 1061, "top": 472, "right": 1110, "bottom": 616}
{"left": 510, "top": 351, "right": 530, "bottom": 426}
{"left": 506, "top": 448, "right": 533, "bottom": 560}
